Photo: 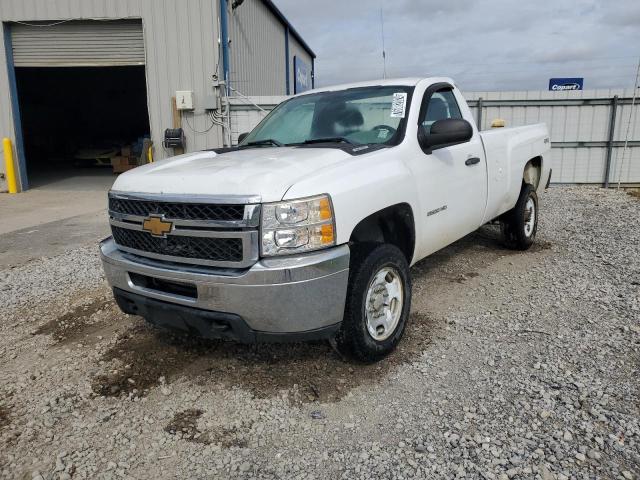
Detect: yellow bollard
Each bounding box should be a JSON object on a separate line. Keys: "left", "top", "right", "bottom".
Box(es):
{"left": 2, "top": 137, "right": 18, "bottom": 194}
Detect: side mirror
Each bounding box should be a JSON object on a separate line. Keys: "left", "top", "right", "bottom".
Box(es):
{"left": 237, "top": 132, "right": 249, "bottom": 143}
{"left": 418, "top": 118, "right": 473, "bottom": 153}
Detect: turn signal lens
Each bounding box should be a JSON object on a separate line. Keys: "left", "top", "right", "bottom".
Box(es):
{"left": 319, "top": 197, "right": 332, "bottom": 220}
{"left": 320, "top": 224, "right": 334, "bottom": 244}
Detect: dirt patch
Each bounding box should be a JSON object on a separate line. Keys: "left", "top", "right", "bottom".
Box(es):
{"left": 33, "top": 296, "right": 113, "bottom": 344}
{"left": 208, "top": 423, "right": 251, "bottom": 448}
{"left": 90, "top": 313, "right": 438, "bottom": 403}
{"left": 531, "top": 240, "right": 553, "bottom": 252}
{"left": 0, "top": 405, "right": 10, "bottom": 430}
{"left": 194, "top": 311, "right": 437, "bottom": 404}
{"left": 627, "top": 190, "right": 640, "bottom": 200}
{"left": 451, "top": 272, "right": 479, "bottom": 283}
{"left": 164, "top": 409, "right": 208, "bottom": 443}
{"left": 163, "top": 409, "right": 252, "bottom": 447}
{"left": 91, "top": 325, "right": 216, "bottom": 397}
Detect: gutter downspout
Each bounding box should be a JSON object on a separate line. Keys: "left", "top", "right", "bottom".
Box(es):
{"left": 311, "top": 57, "right": 315, "bottom": 89}
{"left": 219, "top": 0, "right": 230, "bottom": 95}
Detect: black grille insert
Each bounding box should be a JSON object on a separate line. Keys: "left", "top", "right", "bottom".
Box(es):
{"left": 109, "top": 198, "right": 245, "bottom": 221}
{"left": 129, "top": 272, "right": 197, "bottom": 298}
{"left": 112, "top": 226, "right": 243, "bottom": 263}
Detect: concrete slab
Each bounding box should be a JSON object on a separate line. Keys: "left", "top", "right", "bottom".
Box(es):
{"left": 0, "top": 171, "right": 114, "bottom": 235}
{"left": 0, "top": 211, "right": 111, "bottom": 268}
{"left": 0, "top": 170, "right": 115, "bottom": 266}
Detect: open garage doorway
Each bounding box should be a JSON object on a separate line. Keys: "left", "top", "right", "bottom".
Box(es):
{"left": 6, "top": 19, "right": 149, "bottom": 190}
{"left": 14, "top": 66, "right": 151, "bottom": 188}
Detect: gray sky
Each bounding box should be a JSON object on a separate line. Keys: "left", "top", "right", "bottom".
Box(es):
{"left": 274, "top": 0, "right": 640, "bottom": 91}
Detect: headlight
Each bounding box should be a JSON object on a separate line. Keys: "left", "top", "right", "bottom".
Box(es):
{"left": 261, "top": 194, "right": 336, "bottom": 256}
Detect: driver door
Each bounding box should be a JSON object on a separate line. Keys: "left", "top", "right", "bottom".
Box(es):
{"left": 408, "top": 86, "right": 487, "bottom": 258}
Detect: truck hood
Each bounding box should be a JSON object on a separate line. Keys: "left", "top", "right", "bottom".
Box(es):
{"left": 111, "top": 147, "right": 353, "bottom": 202}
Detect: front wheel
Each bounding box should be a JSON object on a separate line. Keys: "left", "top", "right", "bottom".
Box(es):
{"left": 336, "top": 243, "right": 411, "bottom": 362}
{"left": 500, "top": 183, "right": 538, "bottom": 250}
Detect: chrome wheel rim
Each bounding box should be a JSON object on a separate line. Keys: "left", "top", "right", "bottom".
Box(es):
{"left": 524, "top": 197, "right": 536, "bottom": 237}
{"left": 365, "top": 267, "right": 404, "bottom": 341}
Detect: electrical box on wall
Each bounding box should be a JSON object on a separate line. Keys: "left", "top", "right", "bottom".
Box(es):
{"left": 203, "top": 95, "right": 218, "bottom": 111}
{"left": 176, "top": 91, "right": 194, "bottom": 110}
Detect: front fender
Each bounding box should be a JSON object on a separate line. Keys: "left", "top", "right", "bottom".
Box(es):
{"left": 282, "top": 147, "right": 421, "bottom": 253}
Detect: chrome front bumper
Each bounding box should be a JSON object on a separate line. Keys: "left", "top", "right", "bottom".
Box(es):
{"left": 100, "top": 238, "right": 350, "bottom": 337}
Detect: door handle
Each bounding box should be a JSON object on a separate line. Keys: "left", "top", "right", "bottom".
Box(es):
{"left": 465, "top": 157, "right": 480, "bottom": 166}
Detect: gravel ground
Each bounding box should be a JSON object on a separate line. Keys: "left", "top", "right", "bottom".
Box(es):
{"left": 0, "top": 185, "right": 638, "bottom": 480}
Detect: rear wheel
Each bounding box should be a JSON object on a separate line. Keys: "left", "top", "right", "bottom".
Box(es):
{"left": 336, "top": 243, "right": 411, "bottom": 362}
{"left": 500, "top": 183, "right": 538, "bottom": 250}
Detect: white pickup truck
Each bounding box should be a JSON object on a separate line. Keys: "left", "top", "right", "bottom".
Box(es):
{"left": 100, "top": 77, "right": 551, "bottom": 361}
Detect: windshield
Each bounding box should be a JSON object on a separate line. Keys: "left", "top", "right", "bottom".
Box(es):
{"left": 240, "top": 86, "right": 414, "bottom": 147}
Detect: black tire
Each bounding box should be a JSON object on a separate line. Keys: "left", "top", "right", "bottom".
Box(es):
{"left": 500, "top": 183, "right": 538, "bottom": 250}
{"left": 336, "top": 243, "right": 411, "bottom": 362}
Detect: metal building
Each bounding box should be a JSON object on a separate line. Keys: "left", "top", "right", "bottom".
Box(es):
{"left": 0, "top": 0, "right": 315, "bottom": 192}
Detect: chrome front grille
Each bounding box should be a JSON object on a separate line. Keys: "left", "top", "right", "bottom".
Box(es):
{"left": 109, "top": 197, "right": 245, "bottom": 222}
{"left": 111, "top": 226, "right": 244, "bottom": 262}
{"left": 108, "top": 191, "right": 260, "bottom": 268}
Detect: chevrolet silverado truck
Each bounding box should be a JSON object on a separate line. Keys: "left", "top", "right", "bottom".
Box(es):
{"left": 100, "top": 77, "right": 551, "bottom": 361}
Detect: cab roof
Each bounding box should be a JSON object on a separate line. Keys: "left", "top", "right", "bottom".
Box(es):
{"left": 299, "top": 77, "right": 456, "bottom": 96}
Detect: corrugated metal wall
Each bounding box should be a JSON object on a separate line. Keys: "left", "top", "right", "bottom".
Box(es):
{"left": 0, "top": 0, "right": 225, "bottom": 191}
{"left": 465, "top": 89, "right": 640, "bottom": 184}
{"left": 228, "top": 0, "right": 286, "bottom": 96}
{"left": 229, "top": 89, "right": 640, "bottom": 184}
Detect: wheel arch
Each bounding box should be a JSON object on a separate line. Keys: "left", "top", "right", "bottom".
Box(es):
{"left": 523, "top": 156, "right": 543, "bottom": 189}
{"left": 348, "top": 203, "right": 416, "bottom": 264}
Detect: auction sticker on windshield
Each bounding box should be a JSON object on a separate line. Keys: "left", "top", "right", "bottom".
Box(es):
{"left": 390, "top": 92, "right": 407, "bottom": 118}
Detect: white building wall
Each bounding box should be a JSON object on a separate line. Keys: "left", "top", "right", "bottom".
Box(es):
{"left": 228, "top": 0, "right": 286, "bottom": 96}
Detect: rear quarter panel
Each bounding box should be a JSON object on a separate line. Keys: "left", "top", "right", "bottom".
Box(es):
{"left": 480, "top": 123, "right": 551, "bottom": 222}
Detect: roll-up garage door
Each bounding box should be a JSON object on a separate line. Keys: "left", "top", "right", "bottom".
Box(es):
{"left": 11, "top": 20, "right": 145, "bottom": 67}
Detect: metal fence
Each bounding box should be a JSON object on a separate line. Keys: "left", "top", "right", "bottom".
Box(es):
{"left": 229, "top": 88, "right": 640, "bottom": 185}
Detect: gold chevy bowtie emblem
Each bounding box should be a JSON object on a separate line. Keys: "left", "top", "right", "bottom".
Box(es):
{"left": 142, "top": 215, "right": 173, "bottom": 237}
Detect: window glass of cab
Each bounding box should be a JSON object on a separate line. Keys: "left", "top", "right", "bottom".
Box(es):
{"left": 242, "top": 86, "right": 414, "bottom": 146}
{"left": 421, "top": 89, "right": 462, "bottom": 133}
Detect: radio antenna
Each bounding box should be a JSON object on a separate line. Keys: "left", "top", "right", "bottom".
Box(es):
{"left": 380, "top": 8, "right": 387, "bottom": 79}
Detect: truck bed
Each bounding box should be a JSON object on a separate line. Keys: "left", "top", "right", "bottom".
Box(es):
{"left": 479, "top": 123, "right": 551, "bottom": 223}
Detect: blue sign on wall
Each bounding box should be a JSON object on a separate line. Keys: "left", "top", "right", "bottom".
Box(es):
{"left": 294, "top": 56, "right": 311, "bottom": 94}
{"left": 549, "top": 78, "right": 584, "bottom": 91}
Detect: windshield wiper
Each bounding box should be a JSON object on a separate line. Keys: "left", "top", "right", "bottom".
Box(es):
{"left": 302, "top": 137, "right": 354, "bottom": 145}
{"left": 241, "top": 139, "right": 283, "bottom": 147}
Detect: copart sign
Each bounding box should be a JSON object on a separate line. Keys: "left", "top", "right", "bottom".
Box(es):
{"left": 549, "top": 78, "right": 584, "bottom": 91}
{"left": 294, "top": 56, "right": 311, "bottom": 94}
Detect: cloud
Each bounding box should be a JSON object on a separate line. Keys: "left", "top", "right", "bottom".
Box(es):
{"left": 273, "top": 0, "right": 639, "bottom": 91}
{"left": 600, "top": 2, "right": 640, "bottom": 27}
